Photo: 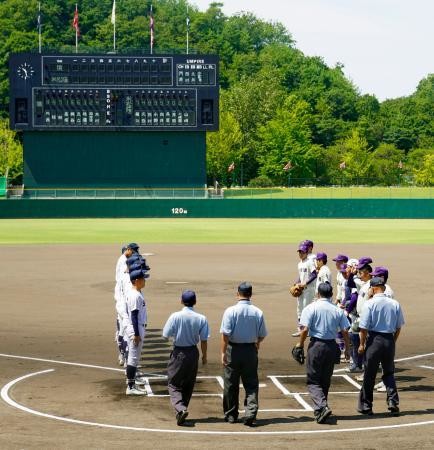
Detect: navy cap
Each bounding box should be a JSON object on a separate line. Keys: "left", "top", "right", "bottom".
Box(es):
{"left": 181, "top": 290, "right": 196, "bottom": 305}
{"left": 370, "top": 276, "right": 385, "bottom": 287}
{"left": 128, "top": 262, "right": 143, "bottom": 272}
{"left": 126, "top": 254, "right": 141, "bottom": 266}
{"left": 127, "top": 243, "right": 140, "bottom": 251}
{"left": 129, "top": 269, "right": 145, "bottom": 282}
{"left": 316, "top": 252, "right": 327, "bottom": 262}
{"left": 357, "top": 257, "right": 373, "bottom": 270}
{"left": 238, "top": 282, "right": 252, "bottom": 297}
{"left": 332, "top": 254, "right": 348, "bottom": 262}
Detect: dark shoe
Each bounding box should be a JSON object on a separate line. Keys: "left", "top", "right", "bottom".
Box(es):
{"left": 388, "top": 402, "right": 400, "bottom": 416}
{"left": 316, "top": 406, "right": 332, "bottom": 424}
{"left": 176, "top": 410, "right": 189, "bottom": 426}
{"left": 357, "top": 408, "right": 373, "bottom": 416}
{"left": 224, "top": 415, "right": 237, "bottom": 424}
{"left": 243, "top": 417, "right": 255, "bottom": 427}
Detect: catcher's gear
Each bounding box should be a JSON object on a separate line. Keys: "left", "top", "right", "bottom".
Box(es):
{"left": 290, "top": 284, "right": 304, "bottom": 297}
{"left": 291, "top": 345, "right": 305, "bottom": 365}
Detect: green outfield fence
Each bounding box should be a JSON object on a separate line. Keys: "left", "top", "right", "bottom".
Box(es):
{"left": 0, "top": 177, "right": 6, "bottom": 197}
{"left": 1, "top": 199, "right": 433, "bottom": 218}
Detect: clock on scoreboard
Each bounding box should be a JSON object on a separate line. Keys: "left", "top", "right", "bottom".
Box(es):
{"left": 9, "top": 53, "right": 219, "bottom": 132}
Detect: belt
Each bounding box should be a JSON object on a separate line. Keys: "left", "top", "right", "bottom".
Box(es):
{"left": 229, "top": 342, "right": 256, "bottom": 346}
{"left": 369, "top": 331, "right": 394, "bottom": 337}
{"left": 174, "top": 345, "right": 197, "bottom": 350}
{"left": 310, "top": 337, "right": 335, "bottom": 343}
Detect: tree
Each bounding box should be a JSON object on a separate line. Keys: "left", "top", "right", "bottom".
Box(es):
{"left": 0, "top": 119, "right": 23, "bottom": 181}
{"left": 413, "top": 154, "right": 434, "bottom": 186}
{"left": 370, "top": 144, "right": 405, "bottom": 186}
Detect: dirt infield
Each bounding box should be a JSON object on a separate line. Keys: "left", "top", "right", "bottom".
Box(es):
{"left": 0, "top": 243, "right": 433, "bottom": 449}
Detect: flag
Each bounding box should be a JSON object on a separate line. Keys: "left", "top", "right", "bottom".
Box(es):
{"left": 339, "top": 161, "right": 346, "bottom": 170}
{"left": 150, "top": 5, "right": 155, "bottom": 51}
{"left": 283, "top": 161, "right": 292, "bottom": 171}
{"left": 111, "top": 0, "right": 116, "bottom": 25}
{"left": 72, "top": 4, "right": 79, "bottom": 36}
{"left": 398, "top": 160, "right": 403, "bottom": 169}
{"left": 228, "top": 162, "right": 235, "bottom": 173}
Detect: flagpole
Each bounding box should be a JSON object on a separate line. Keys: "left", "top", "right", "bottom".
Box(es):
{"left": 111, "top": 0, "right": 116, "bottom": 52}
{"left": 150, "top": 4, "right": 154, "bottom": 55}
{"left": 38, "top": 2, "right": 42, "bottom": 53}
{"left": 75, "top": 4, "right": 78, "bottom": 53}
{"left": 186, "top": 4, "right": 189, "bottom": 55}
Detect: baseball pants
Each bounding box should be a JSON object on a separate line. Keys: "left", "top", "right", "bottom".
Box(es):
{"left": 306, "top": 338, "right": 336, "bottom": 413}
{"left": 223, "top": 343, "right": 259, "bottom": 421}
{"left": 358, "top": 331, "right": 399, "bottom": 411}
{"left": 126, "top": 329, "right": 145, "bottom": 367}
{"left": 167, "top": 346, "right": 199, "bottom": 413}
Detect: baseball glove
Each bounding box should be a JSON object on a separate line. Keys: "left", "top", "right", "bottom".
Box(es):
{"left": 290, "top": 284, "right": 304, "bottom": 297}
{"left": 291, "top": 345, "right": 305, "bottom": 365}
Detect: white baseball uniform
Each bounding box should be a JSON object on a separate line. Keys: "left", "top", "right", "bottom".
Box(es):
{"left": 297, "top": 256, "right": 316, "bottom": 318}
{"left": 125, "top": 288, "right": 147, "bottom": 367}
{"left": 316, "top": 264, "right": 332, "bottom": 294}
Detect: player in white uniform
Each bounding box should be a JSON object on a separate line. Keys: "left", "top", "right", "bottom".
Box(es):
{"left": 292, "top": 243, "right": 317, "bottom": 337}
{"left": 125, "top": 267, "right": 149, "bottom": 395}
{"left": 114, "top": 244, "right": 138, "bottom": 365}
{"left": 314, "top": 252, "right": 332, "bottom": 294}
{"left": 332, "top": 254, "right": 349, "bottom": 305}
{"left": 302, "top": 239, "right": 316, "bottom": 263}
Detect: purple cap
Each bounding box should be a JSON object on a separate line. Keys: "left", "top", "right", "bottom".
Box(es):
{"left": 315, "top": 252, "right": 327, "bottom": 261}
{"left": 332, "top": 254, "right": 348, "bottom": 262}
{"left": 339, "top": 263, "right": 348, "bottom": 273}
{"left": 303, "top": 239, "right": 314, "bottom": 248}
{"left": 356, "top": 257, "right": 373, "bottom": 269}
{"left": 371, "top": 266, "right": 389, "bottom": 281}
{"left": 297, "top": 244, "right": 309, "bottom": 253}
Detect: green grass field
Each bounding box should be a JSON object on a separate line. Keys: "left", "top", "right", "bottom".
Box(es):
{"left": 224, "top": 186, "right": 434, "bottom": 199}
{"left": 0, "top": 219, "right": 433, "bottom": 244}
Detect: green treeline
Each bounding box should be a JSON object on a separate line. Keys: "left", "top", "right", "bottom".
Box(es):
{"left": 0, "top": 0, "right": 433, "bottom": 185}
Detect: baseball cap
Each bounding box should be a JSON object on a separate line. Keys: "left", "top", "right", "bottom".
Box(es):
{"left": 356, "top": 257, "right": 373, "bottom": 270}
{"left": 371, "top": 266, "right": 389, "bottom": 281}
{"left": 121, "top": 245, "right": 127, "bottom": 254}
{"left": 297, "top": 244, "right": 309, "bottom": 253}
{"left": 303, "top": 239, "right": 314, "bottom": 248}
{"left": 127, "top": 242, "right": 140, "bottom": 251}
{"left": 370, "top": 276, "right": 385, "bottom": 287}
{"left": 339, "top": 263, "right": 348, "bottom": 273}
{"left": 238, "top": 282, "right": 252, "bottom": 297}
{"left": 126, "top": 254, "right": 141, "bottom": 266}
{"left": 348, "top": 258, "right": 359, "bottom": 267}
{"left": 315, "top": 252, "right": 327, "bottom": 262}
{"left": 181, "top": 290, "right": 196, "bottom": 305}
{"left": 332, "top": 254, "right": 348, "bottom": 262}
{"left": 129, "top": 269, "right": 148, "bottom": 282}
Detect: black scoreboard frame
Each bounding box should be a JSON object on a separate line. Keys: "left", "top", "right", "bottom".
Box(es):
{"left": 9, "top": 52, "right": 219, "bottom": 132}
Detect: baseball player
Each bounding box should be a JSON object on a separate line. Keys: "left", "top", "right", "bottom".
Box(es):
{"left": 124, "top": 267, "right": 149, "bottom": 395}
{"left": 315, "top": 252, "right": 332, "bottom": 294}
{"left": 292, "top": 243, "right": 317, "bottom": 337}
{"left": 370, "top": 266, "right": 394, "bottom": 299}
{"left": 302, "top": 239, "right": 316, "bottom": 262}
{"left": 114, "top": 243, "right": 139, "bottom": 365}
{"left": 163, "top": 290, "right": 210, "bottom": 426}
{"left": 332, "top": 254, "right": 349, "bottom": 305}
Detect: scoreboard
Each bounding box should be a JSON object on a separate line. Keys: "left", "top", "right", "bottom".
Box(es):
{"left": 9, "top": 53, "right": 219, "bottom": 132}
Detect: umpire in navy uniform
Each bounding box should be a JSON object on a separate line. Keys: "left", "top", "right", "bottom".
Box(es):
{"left": 357, "top": 277, "right": 405, "bottom": 416}
{"left": 163, "top": 290, "right": 210, "bottom": 426}
{"left": 296, "top": 282, "right": 351, "bottom": 423}
{"left": 220, "top": 282, "right": 268, "bottom": 426}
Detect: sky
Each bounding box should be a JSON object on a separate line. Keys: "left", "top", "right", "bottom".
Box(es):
{"left": 192, "top": 0, "right": 433, "bottom": 100}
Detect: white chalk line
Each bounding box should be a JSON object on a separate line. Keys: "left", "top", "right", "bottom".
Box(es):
{"left": 2, "top": 369, "right": 434, "bottom": 435}
{"left": 419, "top": 365, "right": 434, "bottom": 370}
{"left": 1, "top": 352, "right": 434, "bottom": 435}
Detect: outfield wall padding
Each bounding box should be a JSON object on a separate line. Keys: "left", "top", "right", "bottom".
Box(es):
{"left": 1, "top": 199, "right": 434, "bottom": 218}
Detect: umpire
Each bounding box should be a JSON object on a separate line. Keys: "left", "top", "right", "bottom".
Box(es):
{"left": 220, "top": 282, "right": 268, "bottom": 426}
{"left": 162, "top": 290, "right": 210, "bottom": 426}
{"left": 295, "top": 282, "right": 350, "bottom": 423}
{"left": 357, "top": 277, "right": 405, "bottom": 416}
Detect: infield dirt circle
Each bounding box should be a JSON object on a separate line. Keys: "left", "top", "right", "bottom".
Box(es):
{"left": 1, "top": 243, "right": 433, "bottom": 449}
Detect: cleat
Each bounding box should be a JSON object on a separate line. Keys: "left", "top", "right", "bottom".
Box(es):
{"left": 176, "top": 410, "right": 189, "bottom": 426}
{"left": 345, "top": 366, "right": 364, "bottom": 373}
{"left": 316, "top": 406, "right": 332, "bottom": 424}
{"left": 375, "top": 381, "right": 386, "bottom": 392}
{"left": 126, "top": 385, "right": 146, "bottom": 396}
{"left": 388, "top": 402, "right": 400, "bottom": 416}
{"left": 355, "top": 374, "right": 364, "bottom": 382}
{"left": 135, "top": 376, "right": 147, "bottom": 386}
{"left": 357, "top": 408, "right": 373, "bottom": 416}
